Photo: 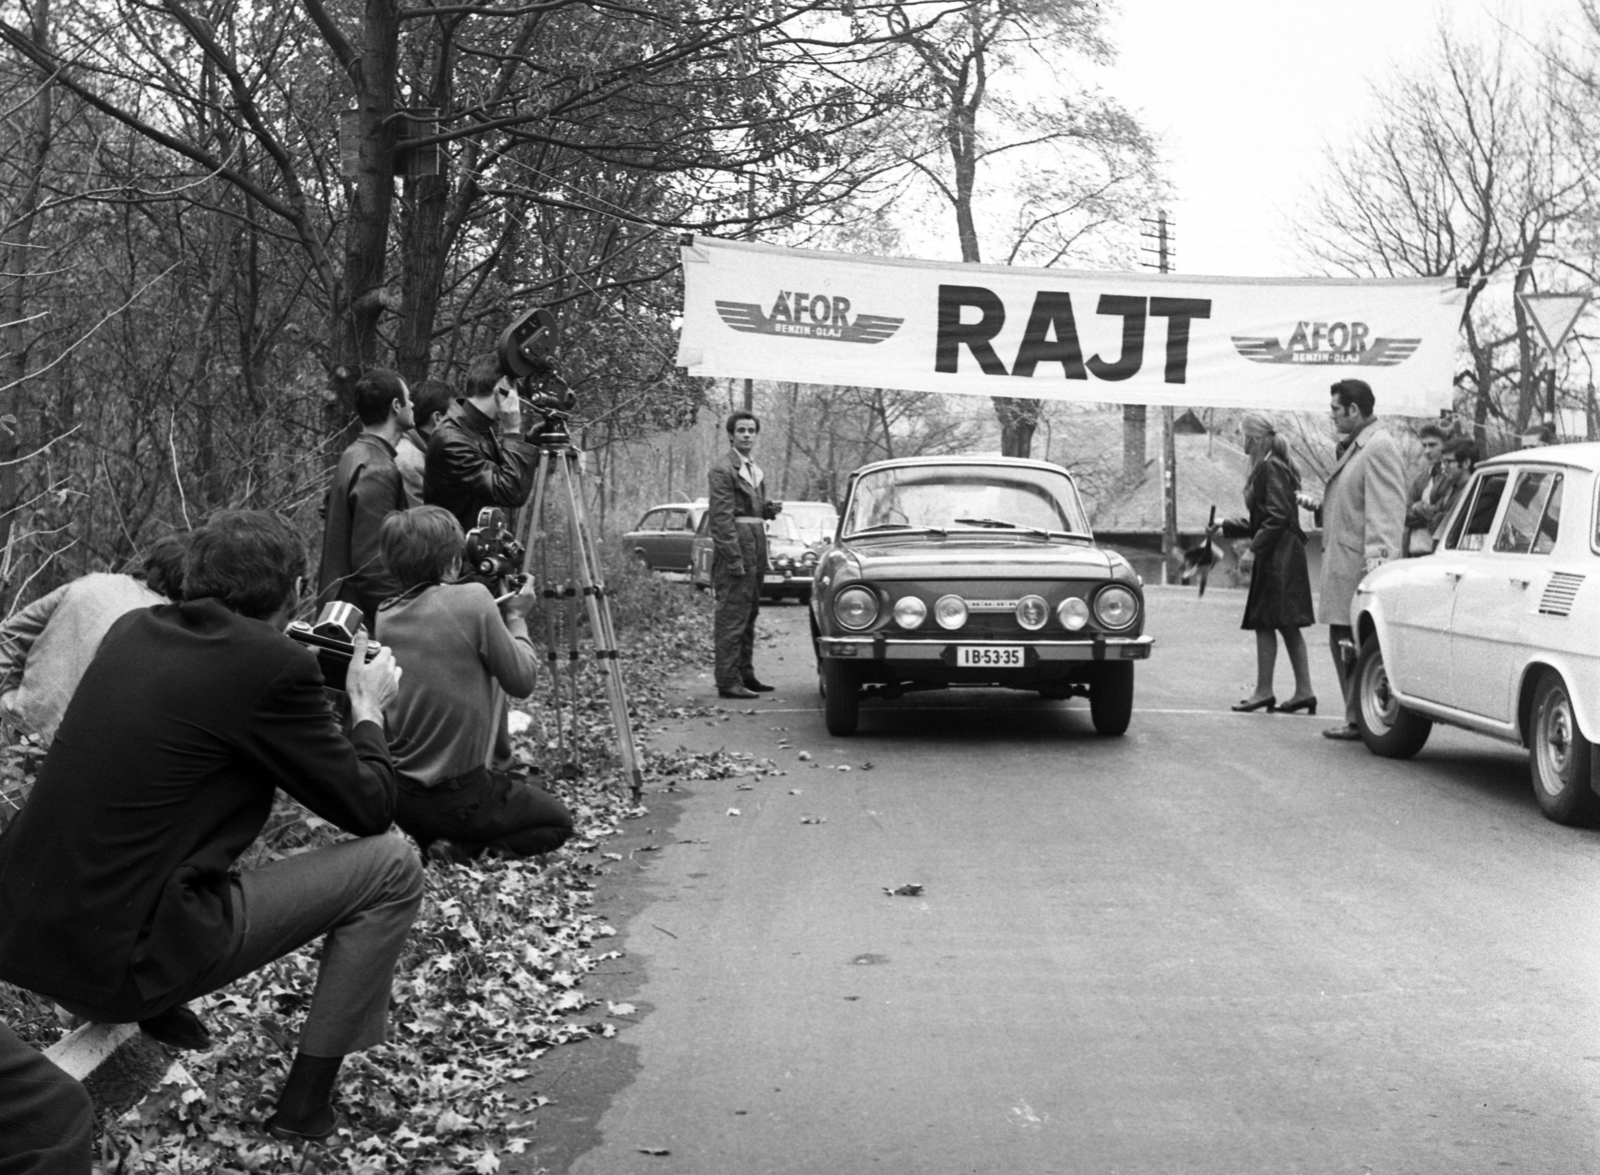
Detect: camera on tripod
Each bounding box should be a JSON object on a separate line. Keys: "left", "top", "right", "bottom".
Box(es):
{"left": 464, "top": 506, "right": 527, "bottom": 593}
{"left": 287, "top": 601, "right": 382, "bottom": 686}
{"left": 498, "top": 307, "right": 577, "bottom": 424}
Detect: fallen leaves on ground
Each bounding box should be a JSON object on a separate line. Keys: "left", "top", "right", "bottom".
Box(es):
{"left": 0, "top": 556, "right": 724, "bottom": 1173}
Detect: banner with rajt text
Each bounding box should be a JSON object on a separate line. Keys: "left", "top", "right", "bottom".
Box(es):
{"left": 676, "top": 238, "right": 1464, "bottom": 416}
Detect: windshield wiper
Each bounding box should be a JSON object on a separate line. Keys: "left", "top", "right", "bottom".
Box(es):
{"left": 951, "top": 517, "right": 1083, "bottom": 539}
{"left": 851, "top": 523, "right": 946, "bottom": 537}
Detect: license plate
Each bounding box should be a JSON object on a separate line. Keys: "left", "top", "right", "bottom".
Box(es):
{"left": 956, "top": 645, "right": 1024, "bottom": 667}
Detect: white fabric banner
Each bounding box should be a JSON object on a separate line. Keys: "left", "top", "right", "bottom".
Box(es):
{"left": 676, "top": 238, "right": 1465, "bottom": 416}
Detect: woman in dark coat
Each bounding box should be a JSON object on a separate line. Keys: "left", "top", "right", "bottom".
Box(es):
{"left": 1222, "top": 414, "right": 1317, "bottom": 714}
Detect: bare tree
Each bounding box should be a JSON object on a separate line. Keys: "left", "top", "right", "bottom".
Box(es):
{"left": 1296, "top": 25, "right": 1595, "bottom": 442}
{"left": 874, "top": 0, "right": 1162, "bottom": 457}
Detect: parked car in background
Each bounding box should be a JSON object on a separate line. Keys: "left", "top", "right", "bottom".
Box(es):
{"left": 622, "top": 500, "right": 705, "bottom": 575}
{"left": 1350, "top": 442, "right": 1600, "bottom": 826}
{"left": 810, "top": 456, "right": 1152, "bottom": 736}
{"left": 690, "top": 509, "right": 818, "bottom": 603}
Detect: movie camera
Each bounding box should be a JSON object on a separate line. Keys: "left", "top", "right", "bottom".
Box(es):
{"left": 497, "top": 307, "right": 577, "bottom": 428}
{"left": 287, "top": 601, "right": 382, "bottom": 686}
{"left": 464, "top": 506, "right": 527, "bottom": 594}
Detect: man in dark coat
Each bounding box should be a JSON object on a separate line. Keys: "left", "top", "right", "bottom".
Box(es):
{"left": 423, "top": 353, "right": 540, "bottom": 533}
{"left": 708, "top": 410, "right": 779, "bottom": 699}
{"left": 0, "top": 511, "right": 422, "bottom": 1143}
{"left": 317, "top": 368, "right": 414, "bottom": 632}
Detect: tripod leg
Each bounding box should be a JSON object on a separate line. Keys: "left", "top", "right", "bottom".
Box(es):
{"left": 526, "top": 450, "right": 567, "bottom": 774}
{"left": 558, "top": 451, "right": 644, "bottom": 801}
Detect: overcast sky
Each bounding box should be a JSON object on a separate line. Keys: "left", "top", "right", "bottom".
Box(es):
{"left": 1106, "top": 0, "right": 1579, "bottom": 278}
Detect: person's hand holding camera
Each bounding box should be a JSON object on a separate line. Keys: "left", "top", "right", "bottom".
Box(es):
{"left": 500, "top": 575, "right": 538, "bottom": 623}
{"left": 494, "top": 378, "right": 524, "bottom": 438}
{"left": 344, "top": 630, "right": 401, "bottom": 728}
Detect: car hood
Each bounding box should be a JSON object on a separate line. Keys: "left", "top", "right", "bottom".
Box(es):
{"left": 829, "top": 537, "right": 1117, "bottom": 580}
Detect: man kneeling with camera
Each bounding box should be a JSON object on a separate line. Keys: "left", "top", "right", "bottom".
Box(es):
{"left": 0, "top": 511, "right": 423, "bottom": 1143}
{"left": 377, "top": 506, "right": 574, "bottom": 865}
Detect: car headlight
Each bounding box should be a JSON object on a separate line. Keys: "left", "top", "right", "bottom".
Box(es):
{"left": 1015, "top": 595, "right": 1048, "bottom": 631}
{"left": 1057, "top": 597, "right": 1090, "bottom": 631}
{"left": 833, "top": 586, "right": 880, "bottom": 630}
{"left": 801, "top": 550, "right": 819, "bottom": 566}
{"left": 1093, "top": 585, "right": 1139, "bottom": 630}
{"left": 892, "top": 596, "right": 927, "bottom": 629}
{"left": 934, "top": 594, "right": 968, "bottom": 631}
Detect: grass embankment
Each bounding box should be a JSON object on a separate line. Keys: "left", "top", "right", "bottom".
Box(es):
{"left": 0, "top": 554, "right": 715, "bottom": 1174}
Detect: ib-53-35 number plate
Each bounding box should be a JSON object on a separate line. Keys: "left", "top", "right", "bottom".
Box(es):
{"left": 956, "top": 645, "right": 1023, "bottom": 667}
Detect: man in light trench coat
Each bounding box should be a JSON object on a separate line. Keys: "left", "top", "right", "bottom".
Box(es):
{"left": 1301, "top": 378, "right": 1407, "bottom": 741}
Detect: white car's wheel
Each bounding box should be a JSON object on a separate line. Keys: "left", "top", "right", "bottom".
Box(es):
{"left": 1354, "top": 635, "right": 1431, "bottom": 758}
{"left": 1529, "top": 673, "right": 1600, "bottom": 826}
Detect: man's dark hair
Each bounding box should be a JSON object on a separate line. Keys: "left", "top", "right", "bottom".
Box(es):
{"left": 1330, "top": 379, "right": 1375, "bottom": 417}
{"left": 1446, "top": 437, "right": 1479, "bottom": 467}
{"left": 353, "top": 368, "right": 407, "bottom": 426}
{"left": 725, "top": 410, "right": 760, "bottom": 437}
{"left": 464, "top": 353, "right": 504, "bottom": 401}
{"left": 183, "top": 511, "right": 303, "bottom": 620}
{"left": 1418, "top": 423, "right": 1446, "bottom": 442}
{"left": 413, "top": 379, "right": 453, "bottom": 427}
{"left": 139, "top": 532, "right": 192, "bottom": 600}
{"left": 380, "top": 506, "right": 464, "bottom": 590}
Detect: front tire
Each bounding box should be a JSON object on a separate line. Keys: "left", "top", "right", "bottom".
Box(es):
{"left": 1089, "top": 662, "right": 1134, "bottom": 735}
{"left": 820, "top": 658, "right": 860, "bottom": 736}
{"left": 1529, "top": 672, "right": 1600, "bottom": 826}
{"left": 1354, "top": 635, "right": 1431, "bottom": 758}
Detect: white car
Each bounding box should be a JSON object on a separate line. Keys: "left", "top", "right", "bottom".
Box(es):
{"left": 1351, "top": 442, "right": 1600, "bottom": 825}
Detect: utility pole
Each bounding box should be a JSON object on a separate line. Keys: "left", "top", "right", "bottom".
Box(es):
{"left": 743, "top": 172, "right": 756, "bottom": 412}
{"left": 1140, "top": 211, "right": 1179, "bottom": 581}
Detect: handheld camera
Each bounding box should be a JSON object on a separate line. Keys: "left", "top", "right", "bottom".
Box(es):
{"left": 287, "top": 601, "right": 382, "bottom": 686}
{"left": 464, "top": 506, "right": 527, "bottom": 594}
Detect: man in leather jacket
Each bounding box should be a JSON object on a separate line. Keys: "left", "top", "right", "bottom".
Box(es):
{"left": 422, "top": 353, "right": 540, "bottom": 533}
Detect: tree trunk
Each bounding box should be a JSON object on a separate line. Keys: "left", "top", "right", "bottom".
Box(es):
{"left": 0, "top": 0, "right": 53, "bottom": 567}
{"left": 328, "top": 0, "right": 403, "bottom": 428}
{"left": 995, "top": 396, "right": 1040, "bottom": 457}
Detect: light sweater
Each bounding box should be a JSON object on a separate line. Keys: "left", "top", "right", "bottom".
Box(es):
{"left": 376, "top": 581, "right": 536, "bottom": 786}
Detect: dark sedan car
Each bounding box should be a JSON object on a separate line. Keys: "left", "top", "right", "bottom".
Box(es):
{"left": 622, "top": 500, "right": 705, "bottom": 576}
{"left": 810, "top": 456, "right": 1153, "bottom": 735}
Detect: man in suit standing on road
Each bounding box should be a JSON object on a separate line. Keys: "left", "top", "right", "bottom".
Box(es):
{"left": 1301, "top": 378, "right": 1406, "bottom": 741}
{"left": 708, "top": 410, "right": 780, "bottom": 699}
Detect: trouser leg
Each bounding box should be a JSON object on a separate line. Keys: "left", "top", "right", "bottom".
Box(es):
{"left": 713, "top": 562, "right": 756, "bottom": 688}
{"left": 398, "top": 768, "right": 574, "bottom": 858}
{"left": 738, "top": 568, "right": 760, "bottom": 681}
{"left": 1328, "top": 624, "right": 1356, "bottom": 724}
{"left": 0, "top": 1022, "right": 93, "bottom": 1175}
{"left": 198, "top": 835, "right": 423, "bottom": 1056}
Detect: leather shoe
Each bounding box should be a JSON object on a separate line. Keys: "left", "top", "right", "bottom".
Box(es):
{"left": 139, "top": 1003, "right": 212, "bottom": 1051}
{"left": 264, "top": 1107, "right": 344, "bottom": 1144}
{"left": 742, "top": 678, "right": 775, "bottom": 693}
{"left": 1230, "top": 695, "right": 1275, "bottom": 713}
{"left": 1321, "top": 723, "right": 1362, "bottom": 741}
{"left": 718, "top": 685, "right": 758, "bottom": 699}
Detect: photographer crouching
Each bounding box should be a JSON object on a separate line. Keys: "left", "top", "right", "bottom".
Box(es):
{"left": 0, "top": 511, "right": 422, "bottom": 1144}
{"left": 377, "top": 506, "right": 574, "bottom": 865}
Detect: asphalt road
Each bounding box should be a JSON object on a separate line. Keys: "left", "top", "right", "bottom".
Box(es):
{"left": 524, "top": 585, "right": 1600, "bottom": 1175}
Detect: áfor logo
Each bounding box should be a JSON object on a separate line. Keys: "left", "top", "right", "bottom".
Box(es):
{"left": 717, "top": 290, "right": 903, "bottom": 344}
{"left": 1232, "top": 320, "right": 1420, "bottom": 367}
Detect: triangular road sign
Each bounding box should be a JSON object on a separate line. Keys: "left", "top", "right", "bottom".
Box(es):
{"left": 1518, "top": 291, "right": 1590, "bottom": 357}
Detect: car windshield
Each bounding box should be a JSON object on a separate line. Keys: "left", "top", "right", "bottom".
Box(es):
{"left": 767, "top": 513, "right": 802, "bottom": 542}
{"left": 785, "top": 504, "right": 838, "bottom": 543}
{"left": 842, "top": 464, "right": 1090, "bottom": 536}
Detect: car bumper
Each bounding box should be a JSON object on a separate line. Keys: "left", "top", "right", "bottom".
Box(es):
{"left": 817, "top": 635, "right": 1153, "bottom": 662}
